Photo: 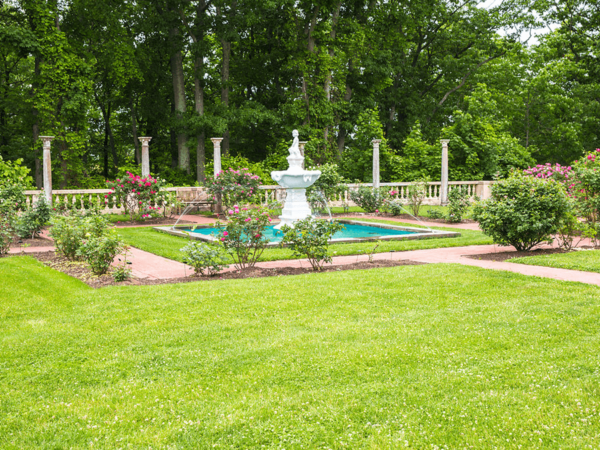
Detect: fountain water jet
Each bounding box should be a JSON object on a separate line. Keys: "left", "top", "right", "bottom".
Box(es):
{"left": 271, "top": 130, "right": 321, "bottom": 229}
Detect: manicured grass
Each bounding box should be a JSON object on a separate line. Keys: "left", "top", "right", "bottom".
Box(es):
{"left": 116, "top": 220, "right": 492, "bottom": 263}
{"left": 2, "top": 256, "right": 600, "bottom": 447}
{"left": 510, "top": 249, "right": 600, "bottom": 273}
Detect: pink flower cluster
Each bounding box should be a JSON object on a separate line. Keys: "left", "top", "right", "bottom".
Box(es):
{"left": 523, "top": 163, "right": 572, "bottom": 180}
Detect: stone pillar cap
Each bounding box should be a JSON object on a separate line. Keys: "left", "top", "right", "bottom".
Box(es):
{"left": 440, "top": 139, "right": 450, "bottom": 144}
{"left": 211, "top": 137, "right": 224, "bottom": 143}
{"left": 371, "top": 139, "right": 382, "bottom": 144}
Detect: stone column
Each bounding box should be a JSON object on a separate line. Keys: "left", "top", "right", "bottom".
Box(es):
{"left": 372, "top": 139, "right": 381, "bottom": 190}
{"left": 211, "top": 138, "right": 224, "bottom": 179}
{"left": 299, "top": 141, "right": 307, "bottom": 169}
{"left": 211, "top": 137, "right": 224, "bottom": 215}
{"left": 40, "top": 136, "right": 54, "bottom": 206}
{"left": 138, "top": 137, "right": 152, "bottom": 177}
{"left": 440, "top": 139, "right": 450, "bottom": 205}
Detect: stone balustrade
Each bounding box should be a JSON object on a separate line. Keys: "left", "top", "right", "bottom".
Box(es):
{"left": 23, "top": 181, "right": 493, "bottom": 213}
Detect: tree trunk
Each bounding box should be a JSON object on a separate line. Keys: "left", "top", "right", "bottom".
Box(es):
{"left": 170, "top": 26, "right": 190, "bottom": 173}
{"left": 337, "top": 128, "right": 346, "bottom": 157}
{"left": 221, "top": 39, "right": 231, "bottom": 156}
{"left": 32, "top": 55, "right": 42, "bottom": 188}
{"left": 195, "top": 54, "right": 206, "bottom": 182}
{"left": 107, "top": 103, "right": 118, "bottom": 168}
{"left": 130, "top": 94, "right": 140, "bottom": 164}
{"left": 103, "top": 118, "right": 109, "bottom": 178}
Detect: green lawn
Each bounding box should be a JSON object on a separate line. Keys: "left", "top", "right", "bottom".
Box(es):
{"left": 510, "top": 249, "right": 600, "bottom": 273}
{"left": 2, "top": 257, "right": 600, "bottom": 447}
{"left": 116, "top": 220, "right": 491, "bottom": 264}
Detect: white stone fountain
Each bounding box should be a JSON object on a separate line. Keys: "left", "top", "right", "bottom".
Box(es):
{"left": 271, "top": 130, "right": 321, "bottom": 229}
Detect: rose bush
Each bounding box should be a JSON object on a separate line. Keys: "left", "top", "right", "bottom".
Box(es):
{"left": 280, "top": 217, "right": 344, "bottom": 270}
{"left": 204, "top": 168, "right": 262, "bottom": 213}
{"left": 106, "top": 172, "right": 164, "bottom": 221}
{"left": 571, "top": 148, "right": 600, "bottom": 222}
{"left": 215, "top": 205, "right": 271, "bottom": 269}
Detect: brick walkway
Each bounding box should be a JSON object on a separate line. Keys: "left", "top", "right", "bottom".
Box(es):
{"left": 105, "top": 244, "right": 600, "bottom": 286}
{"left": 8, "top": 225, "right": 600, "bottom": 286}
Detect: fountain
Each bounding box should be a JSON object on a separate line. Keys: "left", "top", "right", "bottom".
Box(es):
{"left": 157, "top": 129, "right": 462, "bottom": 244}
{"left": 270, "top": 130, "right": 321, "bottom": 229}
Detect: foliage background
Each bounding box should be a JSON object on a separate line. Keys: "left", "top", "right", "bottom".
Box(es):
{"left": 0, "top": 0, "right": 598, "bottom": 187}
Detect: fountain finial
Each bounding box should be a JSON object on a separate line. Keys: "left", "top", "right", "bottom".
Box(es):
{"left": 289, "top": 130, "right": 302, "bottom": 158}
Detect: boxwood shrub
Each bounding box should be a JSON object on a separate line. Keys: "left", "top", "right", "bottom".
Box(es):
{"left": 472, "top": 172, "right": 570, "bottom": 251}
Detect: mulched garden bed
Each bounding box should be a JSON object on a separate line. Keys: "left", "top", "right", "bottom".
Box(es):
{"left": 9, "top": 235, "right": 54, "bottom": 249}
{"left": 467, "top": 248, "right": 568, "bottom": 262}
{"left": 21, "top": 251, "right": 424, "bottom": 289}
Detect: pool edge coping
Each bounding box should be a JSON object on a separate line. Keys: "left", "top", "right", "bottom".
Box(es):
{"left": 153, "top": 220, "right": 461, "bottom": 246}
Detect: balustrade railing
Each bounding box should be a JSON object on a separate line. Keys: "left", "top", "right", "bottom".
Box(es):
{"left": 23, "top": 181, "right": 493, "bottom": 213}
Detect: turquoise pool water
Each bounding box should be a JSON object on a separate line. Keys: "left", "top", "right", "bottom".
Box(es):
{"left": 182, "top": 223, "right": 418, "bottom": 243}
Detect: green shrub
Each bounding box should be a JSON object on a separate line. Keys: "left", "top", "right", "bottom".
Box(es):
{"left": 387, "top": 199, "right": 405, "bottom": 216}
{"left": 216, "top": 206, "right": 272, "bottom": 269}
{"left": 427, "top": 209, "right": 445, "bottom": 220}
{"left": 50, "top": 212, "right": 109, "bottom": 260}
{"left": 0, "top": 183, "right": 27, "bottom": 213}
{"left": 15, "top": 196, "right": 52, "bottom": 239}
{"left": 571, "top": 149, "right": 600, "bottom": 222}
{"left": 472, "top": 172, "right": 571, "bottom": 251}
{"left": 446, "top": 187, "right": 471, "bottom": 223}
{"left": 0, "top": 212, "right": 15, "bottom": 255}
{"left": 112, "top": 245, "right": 132, "bottom": 282}
{"left": 0, "top": 156, "right": 33, "bottom": 187}
{"left": 280, "top": 218, "right": 345, "bottom": 271}
{"left": 77, "top": 231, "right": 122, "bottom": 275}
{"left": 406, "top": 178, "right": 429, "bottom": 217}
{"left": 349, "top": 186, "right": 389, "bottom": 213}
{"left": 204, "top": 168, "right": 262, "bottom": 213}
{"left": 181, "top": 241, "right": 229, "bottom": 276}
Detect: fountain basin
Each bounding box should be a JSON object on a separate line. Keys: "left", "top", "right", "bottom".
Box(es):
{"left": 156, "top": 220, "right": 460, "bottom": 247}
{"left": 270, "top": 170, "right": 321, "bottom": 189}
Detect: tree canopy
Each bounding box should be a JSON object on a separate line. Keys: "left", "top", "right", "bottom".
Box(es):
{"left": 0, "top": 0, "right": 598, "bottom": 187}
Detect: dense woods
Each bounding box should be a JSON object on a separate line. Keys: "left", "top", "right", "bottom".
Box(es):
{"left": 1, "top": 0, "right": 598, "bottom": 187}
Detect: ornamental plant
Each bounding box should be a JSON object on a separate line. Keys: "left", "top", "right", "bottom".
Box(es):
{"left": 406, "top": 177, "right": 429, "bottom": 216}
{"left": 204, "top": 168, "right": 262, "bottom": 213}
{"left": 472, "top": 172, "right": 571, "bottom": 251}
{"left": 572, "top": 148, "right": 600, "bottom": 222}
{"left": 50, "top": 212, "right": 110, "bottom": 260}
{"left": 0, "top": 183, "right": 27, "bottom": 213}
{"left": 0, "top": 212, "right": 15, "bottom": 255}
{"left": 446, "top": 187, "right": 471, "bottom": 223}
{"left": 180, "top": 241, "right": 229, "bottom": 276}
{"left": 349, "top": 186, "right": 389, "bottom": 213}
{"left": 215, "top": 205, "right": 271, "bottom": 269}
{"left": 77, "top": 230, "right": 123, "bottom": 275}
{"left": 280, "top": 218, "right": 345, "bottom": 271}
{"left": 106, "top": 172, "right": 164, "bottom": 222}
{"left": 15, "top": 196, "right": 52, "bottom": 239}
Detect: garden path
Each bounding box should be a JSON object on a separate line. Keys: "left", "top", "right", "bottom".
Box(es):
{"left": 8, "top": 228, "right": 600, "bottom": 286}
{"left": 114, "top": 243, "right": 600, "bottom": 286}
